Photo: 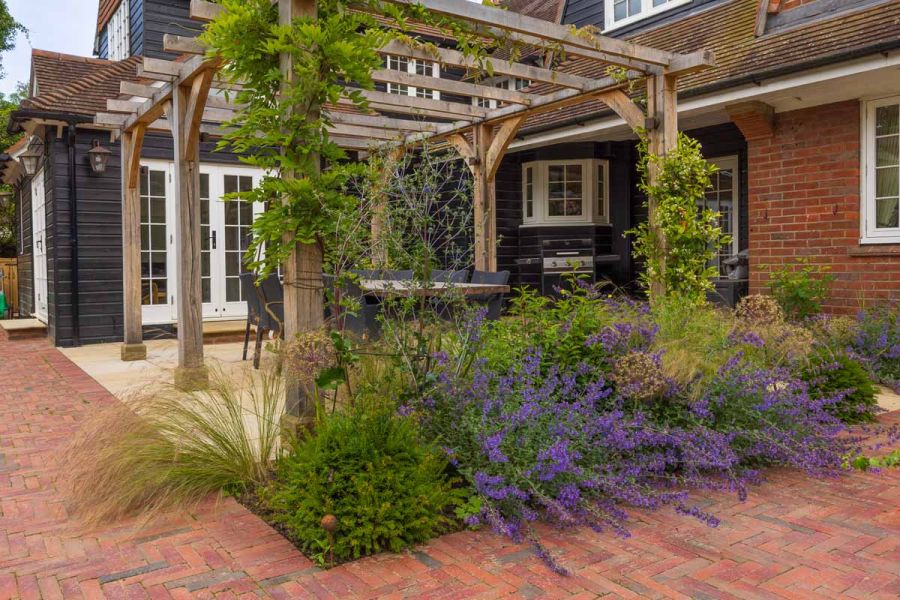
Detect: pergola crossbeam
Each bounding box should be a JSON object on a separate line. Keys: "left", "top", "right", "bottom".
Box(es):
{"left": 105, "top": 0, "right": 713, "bottom": 388}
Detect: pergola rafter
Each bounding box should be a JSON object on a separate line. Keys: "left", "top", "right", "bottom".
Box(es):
{"left": 99, "top": 0, "right": 713, "bottom": 404}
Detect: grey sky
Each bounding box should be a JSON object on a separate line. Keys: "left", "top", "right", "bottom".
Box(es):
{"left": 0, "top": 0, "right": 97, "bottom": 96}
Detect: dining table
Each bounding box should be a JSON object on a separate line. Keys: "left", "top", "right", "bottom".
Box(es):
{"left": 359, "top": 279, "right": 510, "bottom": 298}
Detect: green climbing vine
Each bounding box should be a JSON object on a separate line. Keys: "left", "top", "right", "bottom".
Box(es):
{"left": 199, "top": 0, "right": 508, "bottom": 278}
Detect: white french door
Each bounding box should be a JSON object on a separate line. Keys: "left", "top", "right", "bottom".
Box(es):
{"left": 31, "top": 169, "right": 49, "bottom": 323}
{"left": 139, "top": 161, "right": 263, "bottom": 324}
{"left": 200, "top": 166, "right": 264, "bottom": 320}
{"left": 705, "top": 156, "right": 739, "bottom": 277}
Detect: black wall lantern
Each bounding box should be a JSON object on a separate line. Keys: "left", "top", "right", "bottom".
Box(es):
{"left": 19, "top": 136, "right": 44, "bottom": 176}
{"left": 87, "top": 139, "right": 111, "bottom": 174}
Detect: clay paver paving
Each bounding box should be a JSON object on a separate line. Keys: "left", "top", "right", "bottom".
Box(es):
{"left": 1, "top": 335, "right": 899, "bottom": 599}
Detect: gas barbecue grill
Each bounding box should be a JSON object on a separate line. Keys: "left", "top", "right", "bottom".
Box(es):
{"left": 541, "top": 238, "right": 595, "bottom": 295}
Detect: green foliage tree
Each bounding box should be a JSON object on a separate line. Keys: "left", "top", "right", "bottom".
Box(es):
{"left": 628, "top": 133, "right": 730, "bottom": 305}
{"left": 0, "top": 1, "right": 24, "bottom": 78}
{"left": 0, "top": 82, "right": 26, "bottom": 257}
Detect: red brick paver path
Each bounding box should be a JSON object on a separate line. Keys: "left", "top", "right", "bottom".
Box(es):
{"left": 2, "top": 337, "right": 899, "bottom": 599}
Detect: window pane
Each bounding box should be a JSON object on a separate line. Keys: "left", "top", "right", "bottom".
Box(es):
{"left": 876, "top": 105, "right": 900, "bottom": 136}
{"left": 614, "top": 0, "right": 626, "bottom": 20}
{"left": 875, "top": 197, "right": 899, "bottom": 229}
{"left": 226, "top": 252, "right": 241, "bottom": 276}
{"left": 226, "top": 278, "right": 240, "bottom": 303}
{"left": 140, "top": 197, "right": 149, "bottom": 223}
{"left": 150, "top": 198, "right": 166, "bottom": 223}
{"left": 629, "top": 0, "right": 640, "bottom": 15}
{"left": 140, "top": 225, "right": 149, "bottom": 250}
{"left": 149, "top": 170, "right": 165, "bottom": 197}
{"left": 548, "top": 182, "right": 565, "bottom": 199}
{"left": 565, "top": 199, "right": 583, "bottom": 216}
{"left": 239, "top": 201, "right": 252, "bottom": 224}
{"left": 876, "top": 136, "right": 899, "bottom": 167}
{"left": 597, "top": 164, "right": 605, "bottom": 217}
{"left": 876, "top": 167, "right": 899, "bottom": 198}
{"left": 718, "top": 168, "right": 734, "bottom": 191}
{"left": 200, "top": 173, "right": 210, "bottom": 199}
{"left": 549, "top": 199, "right": 565, "bottom": 216}
{"left": 224, "top": 175, "right": 238, "bottom": 195}
{"left": 526, "top": 201, "right": 533, "bottom": 219}
{"left": 565, "top": 164, "right": 582, "bottom": 181}
{"left": 565, "top": 182, "right": 583, "bottom": 198}
{"left": 548, "top": 165, "right": 564, "bottom": 183}
{"left": 151, "top": 224, "right": 166, "bottom": 250}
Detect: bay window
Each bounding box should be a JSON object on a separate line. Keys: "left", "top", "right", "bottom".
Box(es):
{"left": 862, "top": 96, "right": 900, "bottom": 244}
{"left": 522, "top": 160, "right": 609, "bottom": 226}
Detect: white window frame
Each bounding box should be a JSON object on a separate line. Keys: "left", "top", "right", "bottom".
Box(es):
{"left": 473, "top": 77, "right": 532, "bottom": 109}
{"left": 384, "top": 55, "right": 440, "bottom": 100}
{"left": 107, "top": 0, "right": 131, "bottom": 61}
{"left": 861, "top": 95, "right": 900, "bottom": 244}
{"left": 521, "top": 159, "right": 610, "bottom": 226}
{"left": 604, "top": 0, "right": 691, "bottom": 32}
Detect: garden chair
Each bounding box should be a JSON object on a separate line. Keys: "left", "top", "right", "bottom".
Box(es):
{"left": 470, "top": 270, "right": 510, "bottom": 321}
{"left": 324, "top": 274, "right": 382, "bottom": 339}
{"left": 239, "top": 272, "right": 284, "bottom": 369}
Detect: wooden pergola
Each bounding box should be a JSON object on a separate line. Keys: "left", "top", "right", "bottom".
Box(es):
{"left": 95, "top": 0, "right": 713, "bottom": 396}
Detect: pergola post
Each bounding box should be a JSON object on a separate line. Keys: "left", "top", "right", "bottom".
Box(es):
{"left": 370, "top": 147, "right": 404, "bottom": 267}
{"left": 172, "top": 70, "right": 214, "bottom": 391}
{"left": 645, "top": 72, "right": 679, "bottom": 299}
{"left": 121, "top": 124, "right": 147, "bottom": 361}
{"left": 454, "top": 117, "right": 524, "bottom": 272}
{"left": 281, "top": 0, "right": 323, "bottom": 423}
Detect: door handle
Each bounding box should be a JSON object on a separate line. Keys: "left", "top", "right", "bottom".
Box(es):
{"left": 211, "top": 230, "right": 217, "bottom": 249}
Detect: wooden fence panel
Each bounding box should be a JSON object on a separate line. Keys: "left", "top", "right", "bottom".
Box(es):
{"left": 0, "top": 258, "right": 18, "bottom": 318}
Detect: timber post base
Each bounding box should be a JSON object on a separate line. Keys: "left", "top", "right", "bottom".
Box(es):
{"left": 174, "top": 365, "right": 209, "bottom": 391}
{"left": 120, "top": 343, "right": 148, "bottom": 362}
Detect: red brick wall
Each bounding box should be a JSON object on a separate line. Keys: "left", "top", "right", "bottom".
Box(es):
{"left": 747, "top": 100, "right": 900, "bottom": 313}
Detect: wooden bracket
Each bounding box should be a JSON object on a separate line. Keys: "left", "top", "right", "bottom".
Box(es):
{"left": 125, "top": 123, "right": 147, "bottom": 190}
{"left": 182, "top": 69, "right": 215, "bottom": 160}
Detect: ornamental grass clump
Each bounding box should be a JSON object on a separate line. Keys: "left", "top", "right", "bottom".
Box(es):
{"left": 63, "top": 364, "right": 284, "bottom": 525}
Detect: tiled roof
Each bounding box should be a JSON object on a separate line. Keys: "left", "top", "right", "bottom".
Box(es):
{"left": 522, "top": 0, "right": 900, "bottom": 133}
{"left": 23, "top": 50, "right": 142, "bottom": 117}
{"left": 501, "top": 0, "right": 564, "bottom": 23}
{"left": 97, "top": 0, "right": 122, "bottom": 34}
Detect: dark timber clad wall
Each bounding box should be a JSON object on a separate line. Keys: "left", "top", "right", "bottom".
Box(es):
{"left": 39, "top": 128, "right": 243, "bottom": 347}
{"left": 497, "top": 124, "right": 748, "bottom": 292}
{"left": 142, "top": 0, "right": 203, "bottom": 59}
{"left": 16, "top": 177, "right": 34, "bottom": 317}
{"left": 562, "top": 0, "right": 726, "bottom": 33}
{"left": 130, "top": 0, "right": 145, "bottom": 56}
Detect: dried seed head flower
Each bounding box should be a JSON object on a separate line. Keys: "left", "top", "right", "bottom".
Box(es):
{"left": 281, "top": 329, "right": 336, "bottom": 386}
{"left": 611, "top": 351, "right": 669, "bottom": 401}
{"left": 735, "top": 295, "right": 784, "bottom": 326}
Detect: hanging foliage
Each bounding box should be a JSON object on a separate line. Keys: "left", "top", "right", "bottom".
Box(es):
{"left": 199, "top": 0, "right": 503, "bottom": 278}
